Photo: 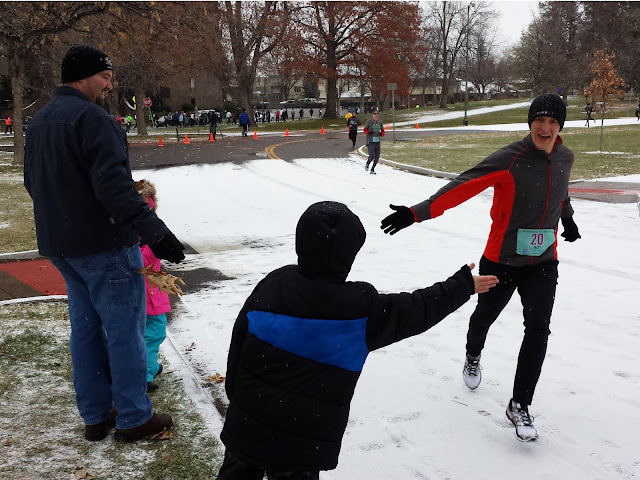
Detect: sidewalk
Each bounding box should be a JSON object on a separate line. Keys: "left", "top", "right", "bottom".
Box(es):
{"left": 0, "top": 252, "right": 66, "bottom": 302}
{"left": 0, "top": 244, "right": 220, "bottom": 304}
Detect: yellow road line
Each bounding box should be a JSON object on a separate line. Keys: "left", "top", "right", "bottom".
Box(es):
{"left": 264, "top": 138, "right": 319, "bottom": 160}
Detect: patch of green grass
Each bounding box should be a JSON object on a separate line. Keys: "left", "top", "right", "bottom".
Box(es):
{"left": 382, "top": 126, "right": 640, "bottom": 180}
{"left": 0, "top": 301, "right": 224, "bottom": 479}
{"left": 0, "top": 159, "right": 37, "bottom": 253}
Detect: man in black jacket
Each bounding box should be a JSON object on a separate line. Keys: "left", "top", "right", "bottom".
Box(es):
{"left": 380, "top": 93, "right": 581, "bottom": 442}
{"left": 217, "top": 201, "right": 498, "bottom": 479}
{"left": 24, "top": 45, "right": 185, "bottom": 443}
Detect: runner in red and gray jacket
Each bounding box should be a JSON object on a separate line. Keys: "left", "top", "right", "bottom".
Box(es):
{"left": 380, "top": 93, "right": 581, "bottom": 442}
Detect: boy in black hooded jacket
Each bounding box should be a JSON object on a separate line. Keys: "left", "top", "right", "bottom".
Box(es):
{"left": 217, "top": 201, "right": 498, "bottom": 479}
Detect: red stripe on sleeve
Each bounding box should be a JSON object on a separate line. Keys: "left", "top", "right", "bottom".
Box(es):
{"left": 430, "top": 171, "right": 508, "bottom": 219}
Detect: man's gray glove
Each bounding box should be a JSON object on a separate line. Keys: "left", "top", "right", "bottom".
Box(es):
{"left": 150, "top": 232, "right": 185, "bottom": 263}
{"left": 381, "top": 204, "right": 415, "bottom": 235}
{"left": 560, "top": 217, "right": 581, "bottom": 242}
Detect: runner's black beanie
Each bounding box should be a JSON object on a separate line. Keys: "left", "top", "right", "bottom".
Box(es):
{"left": 528, "top": 93, "right": 566, "bottom": 131}
{"left": 61, "top": 45, "right": 113, "bottom": 83}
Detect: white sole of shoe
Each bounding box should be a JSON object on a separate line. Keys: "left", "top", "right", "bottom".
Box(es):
{"left": 505, "top": 412, "right": 538, "bottom": 442}
{"left": 462, "top": 368, "right": 481, "bottom": 390}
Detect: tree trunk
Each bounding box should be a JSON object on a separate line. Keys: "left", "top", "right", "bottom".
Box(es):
{"left": 440, "top": 74, "right": 450, "bottom": 108}
{"left": 135, "top": 85, "right": 148, "bottom": 136}
{"left": 325, "top": 77, "right": 338, "bottom": 118}
{"left": 378, "top": 92, "right": 387, "bottom": 112}
{"left": 238, "top": 74, "right": 254, "bottom": 126}
{"left": 599, "top": 102, "right": 605, "bottom": 152}
{"left": 11, "top": 56, "right": 25, "bottom": 166}
{"left": 439, "top": 51, "right": 449, "bottom": 108}
{"left": 324, "top": 39, "right": 338, "bottom": 118}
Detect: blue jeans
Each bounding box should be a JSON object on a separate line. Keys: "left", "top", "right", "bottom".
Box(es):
{"left": 49, "top": 245, "right": 153, "bottom": 429}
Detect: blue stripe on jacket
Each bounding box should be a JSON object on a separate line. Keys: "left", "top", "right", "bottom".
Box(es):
{"left": 247, "top": 310, "right": 369, "bottom": 372}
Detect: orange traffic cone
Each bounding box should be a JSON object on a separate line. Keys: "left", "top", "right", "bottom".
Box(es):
{"left": 158, "top": 136, "right": 164, "bottom": 147}
{"left": 285, "top": 128, "right": 289, "bottom": 137}
{"left": 321, "top": 126, "right": 325, "bottom": 135}
{"left": 386, "top": 123, "right": 390, "bottom": 129}
{"left": 253, "top": 131, "right": 258, "bottom": 139}
{"left": 209, "top": 132, "right": 215, "bottom": 142}
{"left": 184, "top": 134, "right": 190, "bottom": 144}
{"left": 415, "top": 123, "right": 420, "bottom": 129}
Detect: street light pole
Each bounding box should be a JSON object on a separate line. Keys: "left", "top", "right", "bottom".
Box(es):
{"left": 387, "top": 83, "right": 397, "bottom": 143}
{"left": 463, "top": 2, "right": 473, "bottom": 126}
{"left": 392, "top": 88, "right": 396, "bottom": 143}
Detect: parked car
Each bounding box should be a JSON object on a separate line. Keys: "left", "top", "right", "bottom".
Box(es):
{"left": 156, "top": 114, "right": 178, "bottom": 127}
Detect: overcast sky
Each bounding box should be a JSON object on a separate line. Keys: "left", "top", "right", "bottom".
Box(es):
{"left": 492, "top": 0, "right": 539, "bottom": 49}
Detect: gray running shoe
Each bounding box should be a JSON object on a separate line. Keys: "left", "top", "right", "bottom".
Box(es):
{"left": 462, "top": 354, "right": 482, "bottom": 390}
{"left": 506, "top": 399, "right": 538, "bottom": 442}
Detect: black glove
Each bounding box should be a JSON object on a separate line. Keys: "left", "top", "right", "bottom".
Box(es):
{"left": 150, "top": 232, "right": 185, "bottom": 263}
{"left": 560, "top": 217, "right": 581, "bottom": 242}
{"left": 380, "top": 204, "right": 415, "bottom": 235}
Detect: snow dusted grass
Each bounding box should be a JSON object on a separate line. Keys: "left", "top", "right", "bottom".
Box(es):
{"left": 0, "top": 301, "right": 223, "bottom": 479}
{"left": 0, "top": 161, "right": 37, "bottom": 253}
{"left": 383, "top": 125, "right": 640, "bottom": 179}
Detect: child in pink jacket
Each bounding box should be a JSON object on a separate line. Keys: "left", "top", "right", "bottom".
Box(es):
{"left": 136, "top": 180, "right": 171, "bottom": 392}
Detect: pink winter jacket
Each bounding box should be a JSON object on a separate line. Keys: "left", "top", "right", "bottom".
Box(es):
{"left": 141, "top": 197, "right": 171, "bottom": 316}
{"left": 141, "top": 244, "right": 171, "bottom": 315}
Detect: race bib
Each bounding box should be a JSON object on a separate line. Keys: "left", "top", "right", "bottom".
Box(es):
{"left": 516, "top": 229, "right": 555, "bottom": 256}
{"left": 371, "top": 136, "right": 380, "bottom": 143}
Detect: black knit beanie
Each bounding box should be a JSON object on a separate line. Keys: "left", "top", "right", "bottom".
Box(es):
{"left": 61, "top": 45, "right": 113, "bottom": 83}
{"left": 528, "top": 94, "right": 566, "bottom": 131}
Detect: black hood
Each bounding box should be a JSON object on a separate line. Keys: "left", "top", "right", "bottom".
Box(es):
{"left": 296, "top": 201, "right": 366, "bottom": 282}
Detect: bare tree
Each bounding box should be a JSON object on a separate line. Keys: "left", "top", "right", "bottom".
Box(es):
{"left": 214, "top": 1, "right": 289, "bottom": 124}
{"left": 468, "top": 13, "right": 499, "bottom": 95}
{"left": 294, "top": 1, "right": 385, "bottom": 117}
{"left": 260, "top": 30, "right": 306, "bottom": 102}
{"left": 423, "top": 1, "right": 491, "bottom": 108}
{"left": 0, "top": 1, "right": 108, "bottom": 164}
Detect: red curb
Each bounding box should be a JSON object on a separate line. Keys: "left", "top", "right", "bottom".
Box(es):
{"left": 569, "top": 187, "right": 637, "bottom": 195}
{"left": 0, "top": 259, "right": 66, "bottom": 296}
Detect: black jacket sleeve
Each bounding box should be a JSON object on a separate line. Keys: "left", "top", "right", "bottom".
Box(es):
{"left": 366, "top": 265, "right": 474, "bottom": 351}
{"left": 82, "top": 112, "right": 169, "bottom": 246}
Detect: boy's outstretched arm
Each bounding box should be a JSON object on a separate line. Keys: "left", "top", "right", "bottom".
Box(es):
{"left": 367, "top": 264, "right": 497, "bottom": 351}
{"left": 469, "top": 262, "right": 499, "bottom": 293}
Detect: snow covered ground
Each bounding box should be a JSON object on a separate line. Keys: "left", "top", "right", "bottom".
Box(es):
{"left": 139, "top": 156, "right": 639, "bottom": 480}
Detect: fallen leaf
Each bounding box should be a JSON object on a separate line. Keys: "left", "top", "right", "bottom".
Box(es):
{"left": 74, "top": 463, "right": 97, "bottom": 479}
{"left": 145, "top": 428, "right": 174, "bottom": 441}
{"left": 208, "top": 372, "right": 226, "bottom": 383}
{"left": 139, "top": 265, "right": 186, "bottom": 296}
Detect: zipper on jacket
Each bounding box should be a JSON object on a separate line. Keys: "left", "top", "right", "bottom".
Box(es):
{"left": 528, "top": 155, "right": 553, "bottom": 266}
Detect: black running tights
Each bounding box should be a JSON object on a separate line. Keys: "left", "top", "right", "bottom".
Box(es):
{"left": 465, "top": 256, "right": 558, "bottom": 406}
